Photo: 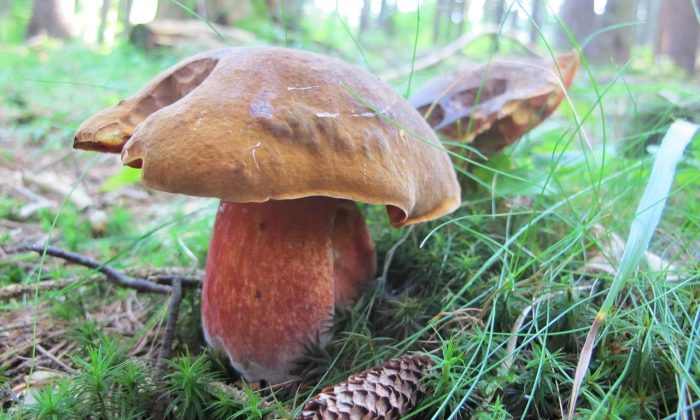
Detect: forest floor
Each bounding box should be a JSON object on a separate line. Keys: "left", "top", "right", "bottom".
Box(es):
{"left": 1, "top": 38, "right": 700, "bottom": 419}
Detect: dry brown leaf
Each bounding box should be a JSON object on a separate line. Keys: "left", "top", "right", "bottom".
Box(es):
{"left": 410, "top": 51, "right": 579, "bottom": 154}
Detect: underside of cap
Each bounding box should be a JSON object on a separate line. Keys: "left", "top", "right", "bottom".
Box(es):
{"left": 409, "top": 52, "right": 579, "bottom": 144}
{"left": 73, "top": 56, "right": 219, "bottom": 153}
{"left": 74, "top": 47, "right": 461, "bottom": 226}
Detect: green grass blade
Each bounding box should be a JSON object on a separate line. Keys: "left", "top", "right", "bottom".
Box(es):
{"left": 171, "top": 0, "right": 231, "bottom": 45}
{"left": 335, "top": 8, "right": 370, "bottom": 71}
{"left": 404, "top": 2, "right": 420, "bottom": 98}
{"left": 568, "top": 120, "right": 700, "bottom": 419}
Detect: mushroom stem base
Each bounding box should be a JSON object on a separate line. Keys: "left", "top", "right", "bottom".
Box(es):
{"left": 202, "top": 197, "right": 376, "bottom": 383}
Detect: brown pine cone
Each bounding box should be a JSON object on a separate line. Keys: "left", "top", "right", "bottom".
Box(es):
{"left": 299, "top": 354, "right": 433, "bottom": 420}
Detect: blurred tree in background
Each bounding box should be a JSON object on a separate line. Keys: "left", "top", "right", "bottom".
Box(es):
{"left": 26, "top": 0, "right": 72, "bottom": 40}
{"left": 656, "top": 0, "right": 699, "bottom": 72}
{"left": 1, "top": 0, "right": 696, "bottom": 75}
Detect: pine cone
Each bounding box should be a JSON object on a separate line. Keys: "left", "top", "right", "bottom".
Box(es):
{"left": 300, "top": 354, "right": 433, "bottom": 420}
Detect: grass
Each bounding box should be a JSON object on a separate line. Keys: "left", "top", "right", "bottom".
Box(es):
{"left": 1, "top": 3, "right": 700, "bottom": 419}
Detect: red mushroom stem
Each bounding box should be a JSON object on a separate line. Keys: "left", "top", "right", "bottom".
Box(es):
{"left": 202, "top": 197, "right": 377, "bottom": 382}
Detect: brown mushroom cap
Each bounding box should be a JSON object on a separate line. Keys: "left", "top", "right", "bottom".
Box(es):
{"left": 77, "top": 47, "right": 460, "bottom": 226}
{"left": 409, "top": 52, "right": 579, "bottom": 147}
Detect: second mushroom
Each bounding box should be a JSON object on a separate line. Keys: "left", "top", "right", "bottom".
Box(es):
{"left": 74, "top": 47, "right": 460, "bottom": 383}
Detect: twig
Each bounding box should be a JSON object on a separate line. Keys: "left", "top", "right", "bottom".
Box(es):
{"left": 36, "top": 344, "right": 75, "bottom": 374}
{"left": 0, "top": 277, "right": 81, "bottom": 299}
{"left": 0, "top": 386, "right": 21, "bottom": 405}
{"left": 1, "top": 331, "right": 66, "bottom": 362}
{"left": 380, "top": 226, "right": 414, "bottom": 284}
{"left": 153, "top": 277, "right": 184, "bottom": 419}
{"left": 125, "top": 292, "right": 144, "bottom": 328}
{"left": 9, "top": 244, "right": 204, "bottom": 290}
{"left": 8, "top": 245, "right": 200, "bottom": 387}
{"left": 154, "top": 277, "right": 184, "bottom": 378}
{"left": 16, "top": 244, "right": 172, "bottom": 294}
{"left": 4, "top": 332, "right": 67, "bottom": 376}
{"left": 0, "top": 320, "right": 35, "bottom": 333}
{"left": 150, "top": 274, "right": 202, "bottom": 288}
{"left": 0, "top": 270, "right": 202, "bottom": 301}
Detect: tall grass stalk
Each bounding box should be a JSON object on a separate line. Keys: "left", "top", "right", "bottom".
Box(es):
{"left": 568, "top": 120, "right": 699, "bottom": 418}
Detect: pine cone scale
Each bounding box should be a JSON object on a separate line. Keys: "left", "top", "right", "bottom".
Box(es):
{"left": 300, "top": 354, "right": 432, "bottom": 420}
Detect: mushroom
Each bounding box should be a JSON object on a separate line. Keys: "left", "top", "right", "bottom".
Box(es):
{"left": 74, "top": 47, "right": 460, "bottom": 383}
{"left": 409, "top": 52, "right": 579, "bottom": 155}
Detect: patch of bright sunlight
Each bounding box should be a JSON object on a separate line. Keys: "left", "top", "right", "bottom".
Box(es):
{"left": 312, "top": 0, "right": 431, "bottom": 26}
{"left": 130, "top": 0, "right": 158, "bottom": 25}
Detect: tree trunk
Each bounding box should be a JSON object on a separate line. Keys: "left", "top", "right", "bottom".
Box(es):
{"left": 118, "top": 0, "right": 133, "bottom": 35}
{"left": 588, "top": 0, "right": 638, "bottom": 64}
{"left": 0, "top": 0, "right": 12, "bottom": 17}
{"left": 265, "top": 0, "right": 304, "bottom": 31}
{"left": 360, "top": 0, "right": 371, "bottom": 34}
{"left": 156, "top": 0, "right": 188, "bottom": 20}
{"left": 203, "top": 0, "right": 250, "bottom": 24}
{"left": 432, "top": 0, "right": 446, "bottom": 43}
{"left": 636, "top": 0, "right": 658, "bottom": 45}
{"left": 489, "top": 0, "right": 506, "bottom": 51}
{"left": 529, "top": 0, "right": 542, "bottom": 45}
{"left": 378, "top": 0, "right": 396, "bottom": 36}
{"left": 129, "top": 18, "right": 254, "bottom": 50}
{"left": 492, "top": 0, "right": 505, "bottom": 25}
{"left": 655, "top": 0, "right": 699, "bottom": 73}
{"left": 557, "top": 0, "right": 596, "bottom": 49}
{"left": 434, "top": 0, "right": 463, "bottom": 43}
{"left": 97, "top": 0, "right": 111, "bottom": 45}
{"left": 195, "top": 0, "right": 207, "bottom": 19}
{"left": 446, "top": 0, "right": 456, "bottom": 40}
{"left": 457, "top": 0, "right": 468, "bottom": 37}
{"left": 26, "top": 0, "right": 72, "bottom": 39}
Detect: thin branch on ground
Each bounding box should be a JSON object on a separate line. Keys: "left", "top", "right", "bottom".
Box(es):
{"left": 0, "top": 319, "right": 35, "bottom": 332}
{"left": 7, "top": 245, "right": 200, "bottom": 390}
{"left": 154, "top": 277, "right": 184, "bottom": 378}
{"left": 36, "top": 343, "right": 75, "bottom": 374}
{"left": 16, "top": 244, "right": 170, "bottom": 294}
{"left": 0, "top": 277, "right": 80, "bottom": 299}
{"left": 152, "top": 277, "right": 184, "bottom": 419}
{"left": 149, "top": 274, "right": 202, "bottom": 288}
{"left": 12, "top": 244, "right": 203, "bottom": 294}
